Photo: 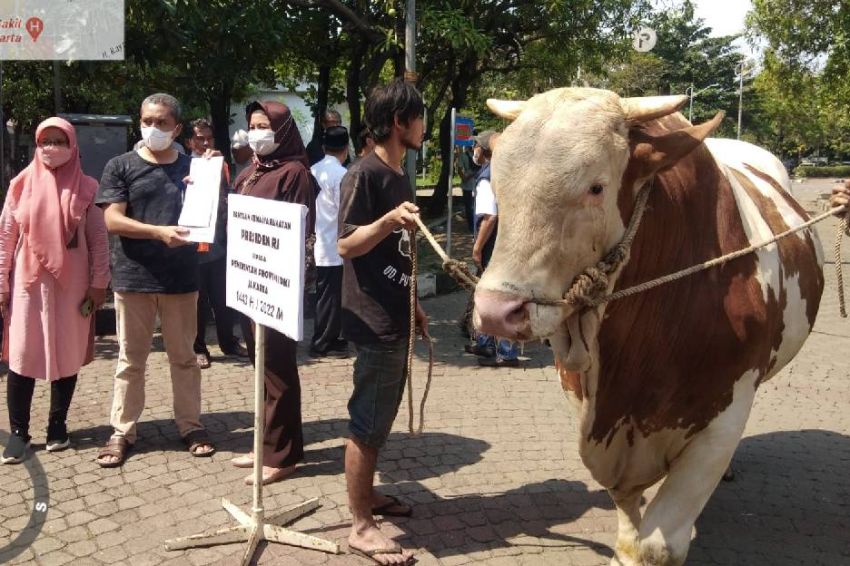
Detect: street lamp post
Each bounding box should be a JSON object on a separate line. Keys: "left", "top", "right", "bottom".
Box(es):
{"left": 686, "top": 83, "right": 720, "bottom": 123}
{"left": 736, "top": 60, "right": 747, "bottom": 140}
{"left": 404, "top": 0, "right": 416, "bottom": 197}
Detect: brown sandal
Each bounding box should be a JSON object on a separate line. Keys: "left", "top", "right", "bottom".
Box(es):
{"left": 183, "top": 429, "right": 216, "bottom": 457}
{"left": 96, "top": 436, "right": 132, "bottom": 468}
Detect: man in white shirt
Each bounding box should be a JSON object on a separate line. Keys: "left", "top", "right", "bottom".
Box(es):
{"left": 309, "top": 126, "right": 350, "bottom": 357}
{"left": 468, "top": 130, "right": 520, "bottom": 368}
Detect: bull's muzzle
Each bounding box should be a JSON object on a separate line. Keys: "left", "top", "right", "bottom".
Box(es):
{"left": 472, "top": 289, "right": 531, "bottom": 340}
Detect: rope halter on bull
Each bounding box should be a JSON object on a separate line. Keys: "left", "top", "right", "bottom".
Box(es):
{"left": 413, "top": 181, "right": 850, "bottom": 335}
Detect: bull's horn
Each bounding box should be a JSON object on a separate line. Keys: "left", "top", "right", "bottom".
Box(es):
{"left": 621, "top": 95, "right": 688, "bottom": 124}
{"left": 487, "top": 99, "right": 527, "bottom": 121}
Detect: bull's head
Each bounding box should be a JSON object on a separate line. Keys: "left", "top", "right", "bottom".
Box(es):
{"left": 473, "top": 88, "right": 722, "bottom": 371}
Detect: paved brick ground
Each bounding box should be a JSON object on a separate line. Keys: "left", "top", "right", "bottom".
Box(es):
{"left": 1, "top": 179, "right": 848, "bottom": 565}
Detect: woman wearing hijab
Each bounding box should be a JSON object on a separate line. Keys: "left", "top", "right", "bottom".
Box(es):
{"left": 229, "top": 101, "right": 318, "bottom": 485}
{"left": 0, "top": 117, "right": 111, "bottom": 464}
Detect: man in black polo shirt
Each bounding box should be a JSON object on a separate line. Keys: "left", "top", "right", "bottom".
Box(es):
{"left": 338, "top": 79, "right": 427, "bottom": 565}
{"left": 95, "top": 93, "right": 215, "bottom": 467}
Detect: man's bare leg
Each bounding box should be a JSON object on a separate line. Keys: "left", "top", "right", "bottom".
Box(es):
{"left": 346, "top": 437, "right": 413, "bottom": 566}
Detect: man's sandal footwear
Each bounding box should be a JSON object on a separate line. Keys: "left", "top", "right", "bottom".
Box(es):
{"left": 371, "top": 495, "right": 413, "bottom": 517}
{"left": 183, "top": 429, "right": 216, "bottom": 457}
{"left": 96, "top": 436, "right": 132, "bottom": 468}
{"left": 349, "top": 544, "right": 415, "bottom": 565}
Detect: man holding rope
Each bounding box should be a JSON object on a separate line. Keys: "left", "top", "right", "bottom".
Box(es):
{"left": 831, "top": 179, "right": 850, "bottom": 212}
{"left": 337, "top": 78, "right": 428, "bottom": 566}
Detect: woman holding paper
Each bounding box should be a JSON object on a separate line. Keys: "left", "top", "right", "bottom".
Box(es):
{"left": 0, "top": 117, "right": 110, "bottom": 464}
{"left": 230, "top": 100, "right": 318, "bottom": 485}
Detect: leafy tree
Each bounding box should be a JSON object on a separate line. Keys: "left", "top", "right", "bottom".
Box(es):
{"left": 126, "top": 0, "right": 290, "bottom": 159}
{"left": 747, "top": 0, "right": 850, "bottom": 159}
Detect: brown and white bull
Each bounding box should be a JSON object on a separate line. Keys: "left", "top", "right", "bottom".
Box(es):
{"left": 473, "top": 88, "right": 824, "bottom": 566}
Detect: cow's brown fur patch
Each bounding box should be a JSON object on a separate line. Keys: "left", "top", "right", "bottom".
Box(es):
{"left": 588, "top": 116, "right": 824, "bottom": 446}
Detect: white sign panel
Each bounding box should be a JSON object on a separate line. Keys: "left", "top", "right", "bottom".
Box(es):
{"left": 0, "top": 0, "right": 125, "bottom": 61}
{"left": 632, "top": 27, "right": 657, "bottom": 52}
{"left": 226, "top": 194, "right": 307, "bottom": 340}
{"left": 179, "top": 156, "right": 223, "bottom": 243}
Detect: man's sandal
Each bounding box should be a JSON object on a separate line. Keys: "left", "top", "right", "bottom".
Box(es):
{"left": 183, "top": 429, "right": 216, "bottom": 457}
{"left": 96, "top": 436, "right": 132, "bottom": 468}
{"left": 349, "top": 545, "right": 415, "bottom": 565}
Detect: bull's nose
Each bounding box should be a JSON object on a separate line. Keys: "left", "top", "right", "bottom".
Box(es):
{"left": 473, "top": 289, "right": 529, "bottom": 340}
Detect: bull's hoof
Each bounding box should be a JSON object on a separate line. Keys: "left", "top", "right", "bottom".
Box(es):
{"left": 722, "top": 466, "right": 735, "bottom": 482}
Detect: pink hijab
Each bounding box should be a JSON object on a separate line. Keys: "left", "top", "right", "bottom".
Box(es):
{"left": 5, "top": 117, "right": 98, "bottom": 288}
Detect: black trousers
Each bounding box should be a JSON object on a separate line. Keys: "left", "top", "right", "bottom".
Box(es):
{"left": 6, "top": 371, "right": 77, "bottom": 440}
{"left": 195, "top": 257, "right": 239, "bottom": 355}
{"left": 311, "top": 265, "right": 344, "bottom": 352}
{"left": 461, "top": 190, "right": 475, "bottom": 233}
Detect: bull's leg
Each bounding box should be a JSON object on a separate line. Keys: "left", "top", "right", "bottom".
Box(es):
{"left": 610, "top": 490, "right": 643, "bottom": 566}
{"left": 635, "top": 384, "right": 754, "bottom": 566}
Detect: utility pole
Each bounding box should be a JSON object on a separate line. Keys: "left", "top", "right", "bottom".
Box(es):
{"left": 53, "top": 61, "right": 63, "bottom": 114}
{"left": 737, "top": 60, "right": 746, "bottom": 140}
{"left": 404, "top": 0, "right": 416, "bottom": 199}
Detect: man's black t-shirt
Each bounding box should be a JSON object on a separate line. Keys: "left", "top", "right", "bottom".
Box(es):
{"left": 339, "top": 151, "right": 413, "bottom": 343}
{"left": 96, "top": 151, "right": 199, "bottom": 294}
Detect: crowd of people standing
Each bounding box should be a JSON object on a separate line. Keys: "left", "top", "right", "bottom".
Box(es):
{"left": 0, "top": 78, "right": 432, "bottom": 565}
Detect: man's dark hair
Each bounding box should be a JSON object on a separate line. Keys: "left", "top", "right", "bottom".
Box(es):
{"left": 323, "top": 109, "right": 342, "bottom": 124}
{"left": 141, "top": 93, "right": 181, "bottom": 121}
{"left": 357, "top": 124, "right": 372, "bottom": 149}
{"left": 364, "top": 79, "right": 424, "bottom": 143}
{"left": 190, "top": 118, "right": 212, "bottom": 132}
{"left": 322, "top": 126, "right": 350, "bottom": 151}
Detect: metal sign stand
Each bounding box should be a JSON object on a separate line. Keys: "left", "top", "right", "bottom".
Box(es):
{"left": 165, "top": 324, "right": 339, "bottom": 564}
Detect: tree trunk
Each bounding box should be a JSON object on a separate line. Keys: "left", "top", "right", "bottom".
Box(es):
{"left": 429, "top": 60, "right": 476, "bottom": 215}
{"left": 432, "top": 105, "right": 454, "bottom": 216}
{"left": 312, "top": 64, "right": 332, "bottom": 144}
{"left": 209, "top": 83, "right": 233, "bottom": 166}
{"left": 347, "top": 40, "right": 365, "bottom": 153}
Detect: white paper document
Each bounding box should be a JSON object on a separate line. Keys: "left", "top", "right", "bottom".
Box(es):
{"left": 179, "top": 156, "right": 223, "bottom": 243}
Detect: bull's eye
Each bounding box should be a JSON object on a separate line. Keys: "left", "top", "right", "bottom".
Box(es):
{"left": 590, "top": 184, "right": 604, "bottom": 195}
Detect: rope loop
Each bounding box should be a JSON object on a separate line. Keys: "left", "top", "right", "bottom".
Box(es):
{"left": 442, "top": 258, "right": 478, "bottom": 292}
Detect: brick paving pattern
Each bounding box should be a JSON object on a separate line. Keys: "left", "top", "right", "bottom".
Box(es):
{"left": 1, "top": 179, "right": 848, "bottom": 565}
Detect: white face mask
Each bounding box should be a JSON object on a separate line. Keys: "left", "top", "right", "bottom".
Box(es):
{"left": 248, "top": 128, "right": 279, "bottom": 156}
{"left": 141, "top": 126, "right": 174, "bottom": 152}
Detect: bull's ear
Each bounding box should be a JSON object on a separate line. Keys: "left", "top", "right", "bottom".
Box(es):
{"left": 487, "top": 99, "right": 526, "bottom": 121}
{"left": 631, "top": 112, "right": 725, "bottom": 177}
{"left": 621, "top": 95, "right": 688, "bottom": 124}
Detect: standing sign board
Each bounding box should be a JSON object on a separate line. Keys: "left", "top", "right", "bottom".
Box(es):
{"left": 0, "top": 0, "right": 125, "bottom": 60}
{"left": 226, "top": 195, "right": 307, "bottom": 340}
{"left": 454, "top": 116, "right": 474, "bottom": 147}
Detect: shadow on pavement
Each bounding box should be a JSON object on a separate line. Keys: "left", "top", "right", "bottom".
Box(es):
{"left": 690, "top": 429, "right": 850, "bottom": 564}
{"left": 379, "top": 478, "right": 615, "bottom": 561}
